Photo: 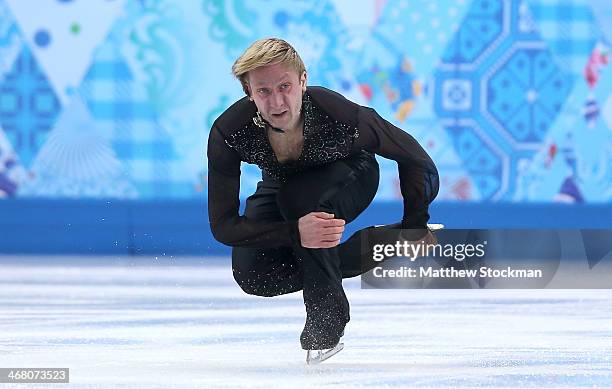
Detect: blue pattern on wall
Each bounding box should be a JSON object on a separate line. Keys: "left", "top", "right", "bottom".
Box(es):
{"left": 0, "top": 47, "right": 61, "bottom": 167}
{"left": 433, "top": 0, "right": 574, "bottom": 200}
{"left": 0, "top": 0, "right": 610, "bottom": 203}
{"left": 79, "top": 37, "right": 192, "bottom": 198}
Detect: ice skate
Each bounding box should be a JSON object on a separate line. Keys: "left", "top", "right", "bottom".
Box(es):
{"left": 306, "top": 342, "right": 344, "bottom": 365}
{"left": 301, "top": 307, "right": 346, "bottom": 365}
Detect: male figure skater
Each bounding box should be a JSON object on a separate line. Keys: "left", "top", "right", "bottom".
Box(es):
{"left": 207, "top": 38, "right": 439, "bottom": 363}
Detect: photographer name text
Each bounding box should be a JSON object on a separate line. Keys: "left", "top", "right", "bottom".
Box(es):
{"left": 373, "top": 266, "right": 543, "bottom": 279}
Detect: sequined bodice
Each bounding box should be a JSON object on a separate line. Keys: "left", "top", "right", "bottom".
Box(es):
{"left": 225, "top": 94, "right": 359, "bottom": 181}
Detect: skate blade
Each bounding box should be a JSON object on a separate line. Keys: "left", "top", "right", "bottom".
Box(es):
{"left": 427, "top": 223, "right": 445, "bottom": 231}
{"left": 306, "top": 343, "right": 344, "bottom": 365}
{"left": 372, "top": 223, "right": 445, "bottom": 231}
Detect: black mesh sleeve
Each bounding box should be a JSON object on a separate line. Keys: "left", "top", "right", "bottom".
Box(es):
{"left": 355, "top": 107, "right": 439, "bottom": 228}
{"left": 207, "top": 126, "right": 300, "bottom": 248}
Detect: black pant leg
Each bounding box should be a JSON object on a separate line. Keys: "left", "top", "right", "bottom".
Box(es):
{"left": 231, "top": 178, "right": 304, "bottom": 297}
{"left": 276, "top": 151, "right": 380, "bottom": 349}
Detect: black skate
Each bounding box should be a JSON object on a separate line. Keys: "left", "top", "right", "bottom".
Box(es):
{"left": 300, "top": 299, "right": 347, "bottom": 365}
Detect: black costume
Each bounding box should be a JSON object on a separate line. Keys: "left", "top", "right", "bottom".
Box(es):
{"left": 208, "top": 86, "right": 439, "bottom": 349}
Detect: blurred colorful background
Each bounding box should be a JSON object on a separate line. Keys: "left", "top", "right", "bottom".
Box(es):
{"left": 1, "top": 0, "right": 611, "bottom": 254}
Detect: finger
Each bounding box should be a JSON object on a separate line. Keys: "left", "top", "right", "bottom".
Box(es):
{"left": 324, "top": 218, "right": 345, "bottom": 227}
{"left": 323, "top": 226, "right": 344, "bottom": 235}
{"left": 321, "top": 233, "right": 343, "bottom": 242}
{"left": 322, "top": 226, "right": 344, "bottom": 234}
{"left": 319, "top": 240, "right": 341, "bottom": 248}
{"left": 311, "top": 212, "right": 335, "bottom": 219}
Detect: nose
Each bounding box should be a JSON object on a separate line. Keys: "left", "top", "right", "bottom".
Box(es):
{"left": 271, "top": 90, "right": 284, "bottom": 109}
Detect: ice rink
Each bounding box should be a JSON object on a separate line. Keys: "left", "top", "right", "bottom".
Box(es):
{"left": 1, "top": 256, "right": 611, "bottom": 388}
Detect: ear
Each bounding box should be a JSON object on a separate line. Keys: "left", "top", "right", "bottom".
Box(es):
{"left": 301, "top": 71, "right": 307, "bottom": 92}
{"left": 243, "top": 81, "right": 252, "bottom": 99}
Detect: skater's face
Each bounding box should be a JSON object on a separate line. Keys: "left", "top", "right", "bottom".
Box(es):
{"left": 247, "top": 62, "right": 307, "bottom": 132}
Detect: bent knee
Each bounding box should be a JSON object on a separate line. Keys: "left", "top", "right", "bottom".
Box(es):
{"left": 232, "top": 268, "right": 278, "bottom": 297}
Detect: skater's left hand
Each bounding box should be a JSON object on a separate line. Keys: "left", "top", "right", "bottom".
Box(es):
{"left": 298, "top": 212, "right": 345, "bottom": 248}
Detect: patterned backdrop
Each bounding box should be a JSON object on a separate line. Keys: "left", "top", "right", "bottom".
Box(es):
{"left": 0, "top": 0, "right": 610, "bottom": 203}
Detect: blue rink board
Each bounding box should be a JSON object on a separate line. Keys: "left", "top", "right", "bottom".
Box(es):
{"left": 0, "top": 200, "right": 611, "bottom": 255}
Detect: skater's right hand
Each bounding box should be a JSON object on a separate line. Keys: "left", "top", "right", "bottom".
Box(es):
{"left": 298, "top": 212, "right": 345, "bottom": 248}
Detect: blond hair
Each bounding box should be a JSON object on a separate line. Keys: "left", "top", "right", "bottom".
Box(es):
{"left": 232, "top": 38, "right": 306, "bottom": 96}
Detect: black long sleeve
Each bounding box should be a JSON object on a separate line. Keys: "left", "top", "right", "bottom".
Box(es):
{"left": 207, "top": 125, "right": 300, "bottom": 248}
{"left": 207, "top": 87, "right": 439, "bottom": 248}
{"left": 355, "top": 106, "right": 439, "bottom": 228}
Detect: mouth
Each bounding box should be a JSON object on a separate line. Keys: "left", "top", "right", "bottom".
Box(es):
{"left": 270, "top": 111, "right": 287, "bottom": 119}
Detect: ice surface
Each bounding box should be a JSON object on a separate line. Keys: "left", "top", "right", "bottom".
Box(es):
{"left": 1, "top": 256, "right": 611, "bottom": 388}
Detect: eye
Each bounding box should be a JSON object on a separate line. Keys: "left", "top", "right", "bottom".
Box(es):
{"left": 279, "top": 83, "right": 290, "bottom": 90}
{"left": 257, "top": 88, "right": 271, "bottom": 96}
